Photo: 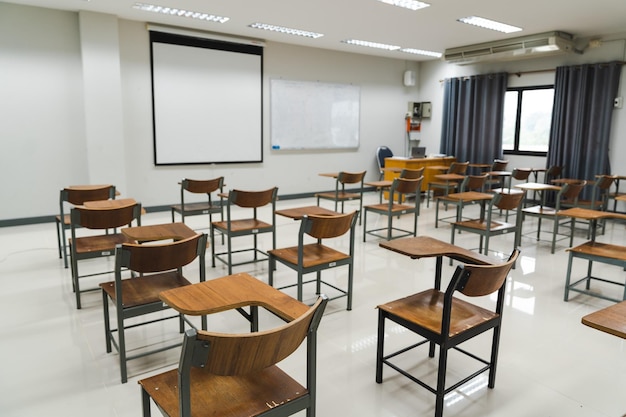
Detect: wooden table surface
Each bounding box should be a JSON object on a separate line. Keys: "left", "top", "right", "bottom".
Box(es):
{"left": 557, "top": 207, "right": 626, "bottom": 221}
{"left": 160, "top": 272, "right": 309, "bottom": 322}
{"left": 441, "top": 191, "right": 494, "bottom": 202}
{"left": 121, "top": 222, "right": 197, "bottom": 242}
{"left": 582, "top": 300, "right": 626, "bottom": 339}
{"left": 515, "top": 182, "right": 561, "bottom": 192}
{"left": 275, "top": 205, "right": 340, "bottom": 220}
{"left": 380, "top": 235, "right": 495, "bottom": 265}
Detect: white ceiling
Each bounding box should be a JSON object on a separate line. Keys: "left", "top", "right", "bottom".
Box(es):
{"left": 5, "top": 0, "right": 626, "bottom": 61}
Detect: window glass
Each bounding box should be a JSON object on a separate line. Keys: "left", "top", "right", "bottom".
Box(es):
{"left": 518, "top": 89, "right": 554, "bottom": 152}
{"left": 502, "top": 86, "right": 553, "bottom": 155}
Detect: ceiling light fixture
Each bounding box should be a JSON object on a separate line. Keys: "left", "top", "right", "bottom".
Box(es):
{"left": 249, "top": 23, "right": 323, "bottom": 38}
{"left": 132, "top": 3, "right": 229, "bottom": 23}
{"left": 457, "top": 16, "right": 522, "bottom": 33}
{"left": 400, "top": 48, "right": 442, "bottom": 58}
{"left": 342, "top": 39, "right": 401, "bottom": 51}
{"left": 377, "top": 0, "right": 430, "bottom": 11}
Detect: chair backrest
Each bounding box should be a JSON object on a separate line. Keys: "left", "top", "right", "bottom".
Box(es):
{"left": 338, "top": 171, "right": 366, "bottom": 185}
{"left": 188, "top": 295, "right": 327, "bottom": 376}
{"left": 511, "top": 168, "right": 531, "bottom": 181}
{"left": 557, "top": 181, "right": 586, "bottom": 208}
{"left": 392, "top": 177, "right": 423, "bottom": 197}
{"left": 449, "top": 250, "right": 519, "bottom": 298}
{"left": 492, "top": 191, "right": 525, "bottom": 211}
{"left": 376, "top": 147, "right": 393, "bottom": 173}
{"left": 182, "top": 177, "right": 224, "bottom": 195}
{"left": 115, "top": 233, "right": 207, "bottom": 274}
{"left": 399, "top": 167, "right": 425, "bottom": 179}
{"left": 594, "top": 175, "right": 616, "bottom": 192}
{"left": 302, "top": 211, "right": 358, "bottom": 240}
{"left": 448, "top": 161, "right": 469, "bottom": 175}
{"left": 229, "top": 187, "right": 278, "bottom": 208}
{"left": 491, "top": 159, "right": 509, "bottom": 171}
{"left": 61, "top": 185, "right": 116, "bottom": 206}
{"left": 545, "top": 165, "right": 562, "bottom": 183}
{"left": 71, "top": 201, "right": 142, "bottom": 230}
{"left": 463, "top": 174, "right": 488, "bottom": 192}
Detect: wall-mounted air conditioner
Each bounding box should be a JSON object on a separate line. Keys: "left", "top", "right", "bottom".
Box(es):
{"left": 444, "top": 31, "right": 580, "bottom": 65}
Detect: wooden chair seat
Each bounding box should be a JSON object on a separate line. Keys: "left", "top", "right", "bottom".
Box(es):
{"left": 453, "top": 219, "right": 515, "bottom": 233}
{"left": 364, "top": 202, "right": 414, "bottom": 214}
{"left": 171, "top": 201, "right": 218, "bottom": 214}
{"left": 140, "top": 364, "right": 307, "bottom": 417}
{"left": 315, "top": 191, "right": 361, "bottom": 201}
{"left": 268, "top": 244, "right": 351, "bottom": 268}
{"left": 378, "top": 289, "right": 499, "bottom": 337}
{"left": 212, "top": 219, "right": 273, "bottom": 233}
{"left": 100, "top": 271, "right": 191, "bottom": 308}
{"left": 71, "top": 233, "right": 131, "bottom": 255}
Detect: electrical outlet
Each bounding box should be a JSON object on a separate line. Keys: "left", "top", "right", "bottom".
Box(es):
{"left": 614, "top": 97, "right": 623, "bottom": 109}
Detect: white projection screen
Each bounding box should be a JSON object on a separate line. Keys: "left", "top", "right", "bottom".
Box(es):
{"left": 150, "top": 31, "right": 263, "bottom": 165}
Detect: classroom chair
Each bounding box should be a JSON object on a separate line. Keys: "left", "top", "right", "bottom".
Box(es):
{"left": 99, "top": 233, "right": 207, "bottom": 383}
{"left": 376, "top": 250, "right": 519, "bottom": 417}
{"left": 138, "top": 295, "right": 328, "bottom": 417}
{"left": 316, "top": 171, "right": 366, "bottom": 224}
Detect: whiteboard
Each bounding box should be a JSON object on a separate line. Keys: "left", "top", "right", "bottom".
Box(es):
{"left": 270, "top": 79, "right": 360, "bottom": 150}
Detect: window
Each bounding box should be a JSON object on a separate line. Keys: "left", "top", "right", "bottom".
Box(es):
{"left": 502, "top": 86, "right": 554, "bottom": 155}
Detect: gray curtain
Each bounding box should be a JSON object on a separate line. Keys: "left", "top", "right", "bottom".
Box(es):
{"left": 547, "top": 62, "right": 622, "bottom": 187}
{"left": 440, "top": 72, "right": 507, "bottom": 164}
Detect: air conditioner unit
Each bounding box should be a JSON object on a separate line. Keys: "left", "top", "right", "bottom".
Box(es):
{"left": 444, "top": 31, "right": 579, "bottom": 65}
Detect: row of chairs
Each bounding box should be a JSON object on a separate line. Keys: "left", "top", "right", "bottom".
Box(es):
{"left": 58, "top": 179, "right": 522, "bottom": 417}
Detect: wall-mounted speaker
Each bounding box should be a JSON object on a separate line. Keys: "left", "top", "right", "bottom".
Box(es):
{"left": 403, "top": 70, "right": 416, "bottom": 87}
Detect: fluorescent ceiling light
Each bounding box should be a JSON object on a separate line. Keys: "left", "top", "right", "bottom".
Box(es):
{"left": 377, "top": 0, "right": 430, "bottom": 11}
{"left": 249, "top": 23, "right": 323, "bottom": 38}
{"left": 342, "top": 39, "right": 401, "bottom": 51}
{"left": 457, "top": 16, "right": 522, "bottom": 33}
{"left": 400, "top": 48, "right": 442, "bottom": 58}
{"left": 132, "top": 3, "right": 229, "bottom": 23}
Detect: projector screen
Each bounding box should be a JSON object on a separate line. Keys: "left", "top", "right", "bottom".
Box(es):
{"left": 150, "top": 31, "right": 263, "bottom": 165}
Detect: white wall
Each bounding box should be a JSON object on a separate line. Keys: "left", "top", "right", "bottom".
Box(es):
{"left": 1, "top": 2, "right": 625, "bottom": 222}
{"left": 0, "top": 3, "right": 420, "bottom": 221}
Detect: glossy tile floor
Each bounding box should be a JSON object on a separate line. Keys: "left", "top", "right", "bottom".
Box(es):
{"left": 1, "top": 193, "right": 626, "bottom": 417}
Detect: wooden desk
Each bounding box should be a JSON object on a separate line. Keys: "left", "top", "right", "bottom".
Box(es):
{"left": 384, "top": 156, "right": 455, "bottom": 192}
{"left": 159, "top": 272, "right": 309, "bottom": 330}
{"left": 318, "top": 172, "right": 338, "bottom": 178}
{"left": 582, "top": 301, "right": 626, "bottom": 339}
{"left": 122, "top": 222, "right": 197, "bottom": 243}
{"left": 275, "top": 205, "right": 339, "bottom": 220}
{"left": 380, "top": 236, "right": 496, "bottom": 289}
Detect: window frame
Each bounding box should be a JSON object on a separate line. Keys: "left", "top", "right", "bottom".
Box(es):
{"left": 502, "top": 84, "right": 554, "bottom": 157}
